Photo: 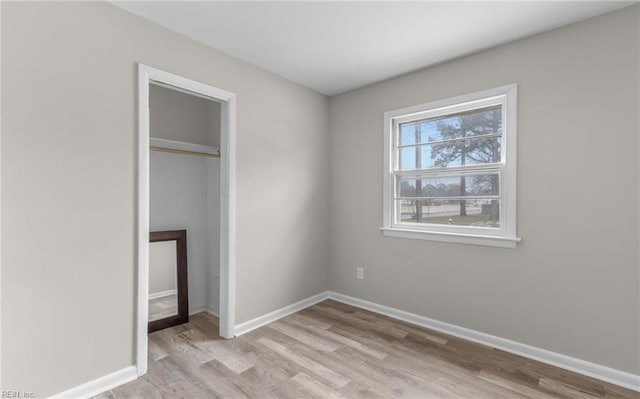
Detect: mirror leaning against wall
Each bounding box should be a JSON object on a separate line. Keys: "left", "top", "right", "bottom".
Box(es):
{"left": 148, "top": 230, "right": 189, "bottom": 333}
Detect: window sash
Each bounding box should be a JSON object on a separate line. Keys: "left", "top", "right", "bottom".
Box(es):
{"left": 393, "top": 168, "right": 504, "bottom": 229}
{"left": 395, "top": 198, "right": 501, "bottom": 230}
{"left": 382, "top": 84, "right": 518, "bottom": 245}
{"left": 391, "top": 96, "right": 506, "bottom": 231}
{"left": 391, "top": 102, "right": 505, "bottom": 230}
{"left": 392, "top": 99, "right": 507, "bottom": 171}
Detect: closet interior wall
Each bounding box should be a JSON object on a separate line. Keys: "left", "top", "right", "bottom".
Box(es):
{"left": 149, "top": 84, "right": 221, "bottom": 316}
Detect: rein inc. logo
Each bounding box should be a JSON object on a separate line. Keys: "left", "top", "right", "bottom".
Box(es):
{"left": 1, "top": 391, "right": 34, "bottom": 398}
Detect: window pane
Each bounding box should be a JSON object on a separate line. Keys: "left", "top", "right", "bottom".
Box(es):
{"left": 399, "top": 123, "right": 419, "bottom": 145}
{"left": 397, "top": 199, "right": 500, "bottom": 228}
{"left": 398, "top": 174, "right": 499, "bottom": 198}
{"left": 398, "top": 199, "right": 418, "bottom": 223}
{"left": 462, "top": 136, "right": 502, "bottom": 165}
{"left": 399, "top": 145, "right": 431, "bottom": 170}
{"left": 399, "top": 105, "right": 502, "bottom": 145}
{"left": 399, "top": 136, "right": 501, "bottom": 170}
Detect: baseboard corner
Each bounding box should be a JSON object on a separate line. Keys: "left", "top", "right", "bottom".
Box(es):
{"left": 48, "top": 365, "right": 137, "bottom": 399}
{"left": 234, "top": 291, "right": 329, "bottom": 336}
{"left": 190, "top": 307, "right": 219, "bottom": 318}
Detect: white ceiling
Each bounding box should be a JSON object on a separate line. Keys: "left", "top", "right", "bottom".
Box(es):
{"left": 113, "top": 1, "right": 634, "bottom": 95}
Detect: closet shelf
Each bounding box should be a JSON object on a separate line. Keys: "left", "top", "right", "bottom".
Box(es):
{"left": 150, "top": 137, "right": 220, "bottom": 158}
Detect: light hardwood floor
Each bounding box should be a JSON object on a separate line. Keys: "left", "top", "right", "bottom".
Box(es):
{"left": 97, "top": 300, "right": 638, "bottom": 398}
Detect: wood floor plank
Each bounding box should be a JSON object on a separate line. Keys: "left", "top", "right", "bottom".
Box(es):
{"left": 312, "top": 303, "right": 409, "bottom": 339}
{"left": 269, "top": 321, "right": 340, "bottom": 352}
{"left": 351, "top": 309, "right": 448, "bottom": 345}
{"left": 282, "top": 338, "right": 420, "bottom": 398}
{"left": 99, "top": 303, "right": 638, "bottom": 399}
{"left": 282, "top": 317, "right": 388, "bottom": 360}
{"left": 196, "top": 338, "right": 257, "bottom": 373}
{"left": 538, "top": 377, "right": 604, "bottom": 399}
{"left": 477, "top": 369, "right": 559, "bottom": 399}
{"left": 287, "top": 312, "right": 333, "bottom": 330}
{"left": 257, "top": 336, "right": 351, "bottom": 389}
{"left": 292, "top": 372, "right": 345, "bottom": 399}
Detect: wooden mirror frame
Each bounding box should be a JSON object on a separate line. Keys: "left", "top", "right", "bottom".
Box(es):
{"left": 148, "top": 229, "right": 189, "bottom": 333}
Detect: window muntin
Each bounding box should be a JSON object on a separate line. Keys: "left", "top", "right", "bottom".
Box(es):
{"left": 383, "top": 85, "right": 518, "bottom": 245}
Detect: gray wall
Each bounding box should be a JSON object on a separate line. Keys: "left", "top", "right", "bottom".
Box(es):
{"left": 149, "top": 84, "right": 221, "bottom": 147}
{"left": 328, "top": 6, "right": 640, "bottom": 374}
{"left": 1, "top": 1, "right": 329, "bottom": 396}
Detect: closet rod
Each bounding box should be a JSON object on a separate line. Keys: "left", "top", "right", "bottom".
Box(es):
{"left": 150, "top": 146, "right": 220, "bottom": 158}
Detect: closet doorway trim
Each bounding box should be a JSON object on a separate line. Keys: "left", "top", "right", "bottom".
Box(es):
{"left": 136, "top": 64, "right": 237, "bottom": 376}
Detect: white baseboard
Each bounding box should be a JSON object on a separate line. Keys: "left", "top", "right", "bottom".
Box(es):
{"left": 190, "top": 307, "right": 219, "bottom": 317}
{"left": 234, "top": 291, "right": 329, "bottom": 336}
{"left": 148, "top": 289, "right": 176, "bottom": 300}
{"left": 49, "top": 366, "right": 137, "bottom": 399}
{"left": 327, "top": 291, "right": 640, "bottom": 392}
{"left": 50, "top": 291, "right": 639, "bottom": 397}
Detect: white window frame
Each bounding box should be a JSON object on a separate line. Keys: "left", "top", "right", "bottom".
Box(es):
{"left": 381, "top": 84, "right": 521, "bottom": 248}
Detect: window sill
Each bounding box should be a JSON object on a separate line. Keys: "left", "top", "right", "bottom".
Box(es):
{"left": 380, "top": 227, "right": 521, "bottom": 248}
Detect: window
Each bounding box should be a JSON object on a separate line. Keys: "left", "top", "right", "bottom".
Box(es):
{"left": 382, "top": 85, "right": 520, "bottom": 248}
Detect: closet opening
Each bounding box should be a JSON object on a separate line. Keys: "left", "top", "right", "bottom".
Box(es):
{"left": 136, "top": 64, "right": 236, "bottom": 376}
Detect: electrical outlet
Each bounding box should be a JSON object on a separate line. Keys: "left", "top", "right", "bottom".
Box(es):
{"left": 356, "top": 267, "right": 364, "bottom": 280}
